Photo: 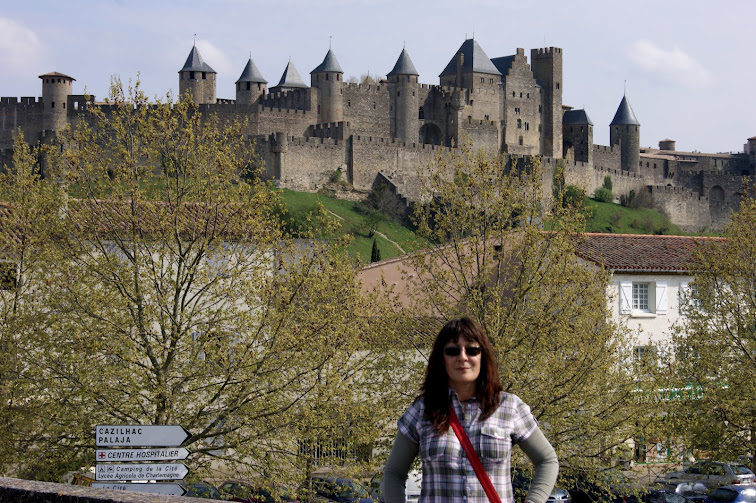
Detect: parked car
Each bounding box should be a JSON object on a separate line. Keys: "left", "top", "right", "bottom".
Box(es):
{"left": 186, "top": 481, "right": 225, "bottom": 499}
{"left": 647, "top": 481, "right": 708, "bottom": 501}
{"left": 703, "top": 485, "right": 756, "bottom": 503}
{"left": 567, "top": 468, "right": 646, "bottom": 503}
{"left": 368, "top": 470, "right": 421, "bottom": 503}
{"left": 513, "top": 468, "right": 572, "bottom": 503}
{"left": 309, "top": 476, "right": 374, "bottom": 503}
{"left": 645, "top": 487, "right": 703, "bottom": 503}
{"left": 658, "top": 462, "right": 756, "bottom": 490}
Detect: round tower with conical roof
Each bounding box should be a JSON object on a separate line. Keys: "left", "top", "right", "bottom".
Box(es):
{"left": 178, "top": 45, "right": 217, "bottom": 104}
{"left": 610, "top": 95, "right": 640, "bottom": 172}
{"left": 236, "top": 57, "right": 267, "bottom": 105}
{"left": 387, "top": 48, "right": 420, "bottom": 144}
{"left": 310, "top": 49, "right": 343, "bottom": 124}
{"left": 39, "top": 72, "right": 75, "bottom": 132}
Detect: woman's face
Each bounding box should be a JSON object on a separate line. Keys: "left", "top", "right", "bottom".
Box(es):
{"left": 443, "top": 337, "right": 482, "bottom": 390}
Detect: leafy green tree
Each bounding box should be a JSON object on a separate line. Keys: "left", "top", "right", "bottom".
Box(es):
{"left": 384, "top": 144, "right": 658, "bottom": 483}
{"left": 669, "top": 194, "right": 756, "bottom": 469}
{"left": 0, "top": 80, "right": 398, "bottom": 484}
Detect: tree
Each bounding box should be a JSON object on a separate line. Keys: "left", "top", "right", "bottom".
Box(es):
{"left": 0, "top": 80, "right": 397, "bottom": 484}
{"left": 668, "top": 194, "right": 756, "bottom": 469}
{"left": 371, "top": 238, "right": 381, "bottom": 263}
{"left": 382, "top": 143, "right": 658, "bottom": 483}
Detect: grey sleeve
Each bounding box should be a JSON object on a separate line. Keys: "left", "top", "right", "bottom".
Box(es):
{"left": 518, "top": 427, "right": 559, "bottom": 503}
{"left": 381, "top": 431, "right": 419, "bottom": 503}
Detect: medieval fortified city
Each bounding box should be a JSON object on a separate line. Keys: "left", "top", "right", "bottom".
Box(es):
{"left": 1, "top": 39, "right": 754, "bottom": 232}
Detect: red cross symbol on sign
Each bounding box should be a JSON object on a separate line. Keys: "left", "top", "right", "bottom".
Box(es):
{"left": 98, "top": 452, "right": 105, "bottom": 459}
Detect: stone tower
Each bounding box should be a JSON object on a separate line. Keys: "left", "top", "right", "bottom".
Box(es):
{"left": 562, "top": 109, "right": 593, "bottom": 164}
{"left": 310, "top": 49, "right": 343, "bottom": 124}
{"left": 178, "top": 45, "right": 217, "bottom": 104}
{"left": 235, "top": 57, "right": 267, "bottom": 105}
{"left": 387, "top": 48, "right": 420, "bottom": 144}
{"left": 530, "top": 47, "right": 563, "bottom": 158}
{"left": 39, "top": 72, "right": 75, "bottom": 132}
{"left": 271, "top": 61, "right": 309, "bottom": 93}
{"left": 610, "top": 95, "right": 641, "bottom": 172}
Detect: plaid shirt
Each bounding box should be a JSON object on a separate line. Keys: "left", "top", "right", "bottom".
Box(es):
{"left": 397, "top": 389, "right": 538, "bottom": 503}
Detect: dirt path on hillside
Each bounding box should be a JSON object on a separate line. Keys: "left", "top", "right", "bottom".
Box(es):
{"left": 323, "top": 208, "right": 405, "bottom": 254}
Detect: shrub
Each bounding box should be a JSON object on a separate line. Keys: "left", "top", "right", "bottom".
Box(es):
{"left": 602, "top": 175, "right": 613, "bottom": 191}
{"left": 593, "top": 187, "right": 614, "bottom": 203}
{"left": 620, "top": 188, "right": 654, "bottom": 209}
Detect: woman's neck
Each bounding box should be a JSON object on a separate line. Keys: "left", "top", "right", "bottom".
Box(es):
{"left": 452, "top": 383, "right": 476, "bottom": 402}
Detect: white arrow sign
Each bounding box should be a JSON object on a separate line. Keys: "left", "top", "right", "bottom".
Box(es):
{"left": 96, "top": 447, "right": 190, "bottom": 462}
{"left": 91, "top": 482, "right": 186, "bottom": 496}
{"left": 95, "top": 462, "right": 189, "bottom": 481}
{"left": 95, "top": 425, "right": 191, "bottom": 447}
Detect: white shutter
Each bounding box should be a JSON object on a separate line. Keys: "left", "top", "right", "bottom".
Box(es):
{"left": 619, "top": 281, "right": 632, "bottom": 314}
{"left": 655, "top": 281, "right": 668, "bottom": 314}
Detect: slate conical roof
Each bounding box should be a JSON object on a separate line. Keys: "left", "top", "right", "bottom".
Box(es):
{"left": 179, "top": 45, "right": 216, "bottom": 73}
{"left": 276, "top": 61, "right": 308, "bottom": 88}
{"left": 236, "top": 58, "right": 267, "bottom": 84}
{"left": 311, "top": 49, "right": 343, "bottom": 74}
{"left": 440, "top": 39, "right": 501, "bottom": 77}
{"left": 563, "top": 109, "right": 594, "bottom": 126}
{"left": 610, "top": 96, "right": 640, "bottom": 126}
{"left": 387, "top": 48, "right": 419, "bottom": 76}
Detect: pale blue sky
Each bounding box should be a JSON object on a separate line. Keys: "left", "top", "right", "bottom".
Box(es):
{"left": 1, "top": 0, "right": 753, "bottom": 153}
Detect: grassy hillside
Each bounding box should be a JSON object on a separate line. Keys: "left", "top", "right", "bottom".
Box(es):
{"left": 277, "top": 189, "right": 427, "bottom": 264}
{"left": 278, "top": 189, "right": 709, "bottom": 262}
{"left": 583, "top": 198, "right": 687, "bottom": 235}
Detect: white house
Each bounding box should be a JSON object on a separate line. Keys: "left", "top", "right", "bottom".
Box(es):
{"left": 574, "top": 233, "right": 726, "bottom": 359}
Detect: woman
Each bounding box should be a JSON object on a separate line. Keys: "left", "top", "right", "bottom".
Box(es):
{"left": 382, "top": 317, "right": 558, "bottom": 503}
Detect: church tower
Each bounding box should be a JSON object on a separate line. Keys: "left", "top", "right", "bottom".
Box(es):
{"left": 610, "top": 95, "right": 641, "bottom": 172}
{"left": 178, "top": 45, "right": 217, "bottom": 104}
{"left": 387, "top": 48, "right": 419, "bottom": 144}
{"left": 310, "top": 49, "right": 344, "bottom": 124}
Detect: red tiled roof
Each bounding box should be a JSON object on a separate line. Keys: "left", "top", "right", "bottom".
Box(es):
{"left": 575, "top": 233, "right": 727, "bottom": 273}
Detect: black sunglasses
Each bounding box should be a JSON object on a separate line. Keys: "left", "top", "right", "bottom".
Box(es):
{"left": 444, "top": 346, "right": 482, "bottom": 357}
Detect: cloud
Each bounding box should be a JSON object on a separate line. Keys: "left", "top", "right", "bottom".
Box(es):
{"left": 194, "top": 39, "right": 234, "bottom": 76}
{"left": 629, "top": 39, "right": 712, "bottom": 87}
{"left": 0, "top": 18, "right": 43, "bottom": 68}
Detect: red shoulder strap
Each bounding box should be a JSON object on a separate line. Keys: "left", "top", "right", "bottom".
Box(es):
{"left": 448, "top": 404, "right": 502, "bottom": 503}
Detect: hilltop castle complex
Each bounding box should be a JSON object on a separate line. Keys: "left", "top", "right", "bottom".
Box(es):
{"left": 1, "top": 39, "right": 754, "bottom": 231}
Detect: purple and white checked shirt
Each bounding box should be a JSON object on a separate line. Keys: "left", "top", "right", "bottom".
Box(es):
{"left": 397, "top": 389, "right": 538, "bottom": 503}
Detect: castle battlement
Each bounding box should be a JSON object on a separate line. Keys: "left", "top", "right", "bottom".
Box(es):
{"left": 593, "top": 144, "right": 618, "bottom": 153}
{"left": 287, "top": 136, "right": 342, "bottom": 148}
{"left": 650, "top": 184, "right": 707, "bottom": 201}
{"left": 1, "top": 96, "right": 43, "bottom": 106}
{"left": 343, "top": 82, "right": 385, "bottom": 92}
{"left": 532, "top": 47, "right": 562, "bottom": 56}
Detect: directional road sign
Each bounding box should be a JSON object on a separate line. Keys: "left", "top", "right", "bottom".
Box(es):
{"left": 96, "top": 447, "right": 190, "bottom": 462}
{"left": 91, "top": 482, "right": 186, "bottom": 496}
{"left": 95, "top": 425, "right": 191, "bottom": 447}
{"left": 95, "top": 462, "right": 189, "bottom": 481}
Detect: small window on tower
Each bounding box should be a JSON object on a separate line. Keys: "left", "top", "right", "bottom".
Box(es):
{"left": 190, "top": 71, "right": 195, "bottom": 80}
{"left": 247, "top": 83, "right": 251, "bottom": 90}
{"left": 51, "top": 101, "right": 55, "bottom": 108}
{"left": 373, "top": 102, "right": 376, "bottom": 109}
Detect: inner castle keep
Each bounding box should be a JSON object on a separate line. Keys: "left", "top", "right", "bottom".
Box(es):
{"left": 1, "top": 39, "right": 754, "bottom": 231}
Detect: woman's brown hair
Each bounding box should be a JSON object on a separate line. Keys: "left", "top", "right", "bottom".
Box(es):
{"left": 420, "top": 317, "right": 503, "bottom": 433}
